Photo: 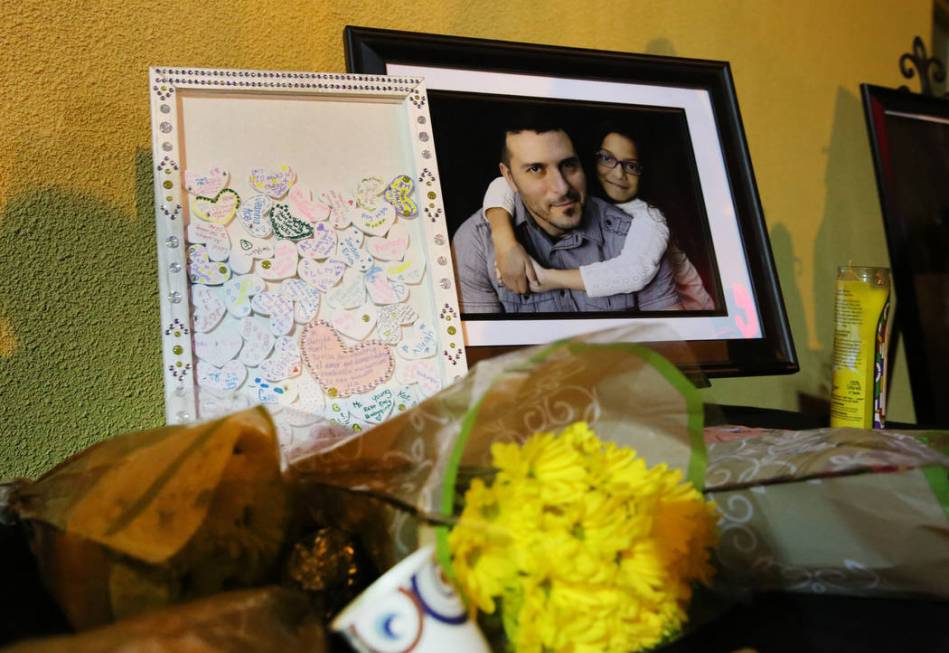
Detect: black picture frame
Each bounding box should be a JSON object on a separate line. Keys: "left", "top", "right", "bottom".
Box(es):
{"left": 862, "top": 83, "right": 949, "bottom": 425}
{"left": 345, "top": 26, "right": 797, "bottom": 378}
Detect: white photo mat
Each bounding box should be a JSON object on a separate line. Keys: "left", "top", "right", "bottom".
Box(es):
{"left": 149, "top": 67, "right": 467, "bottom": 438}
{"left": 387, "top": 63, "right": 764, "bottom": 347}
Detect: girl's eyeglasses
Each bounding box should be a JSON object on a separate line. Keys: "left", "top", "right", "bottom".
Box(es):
{"left": 594, "top": 150, "right": 643, "bottom": 176}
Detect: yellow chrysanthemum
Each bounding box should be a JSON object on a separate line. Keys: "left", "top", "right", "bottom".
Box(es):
{"left": 449, "top": 421, "right": 719, "bottom": 653}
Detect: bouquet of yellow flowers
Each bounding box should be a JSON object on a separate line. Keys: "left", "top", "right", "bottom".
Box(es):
{"left": 449, "top": 421, "right": 718, "bottom": 653}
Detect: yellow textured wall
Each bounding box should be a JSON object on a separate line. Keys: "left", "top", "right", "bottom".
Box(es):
{"left": 0, "top": 1, "right": 931, "bottom": 478}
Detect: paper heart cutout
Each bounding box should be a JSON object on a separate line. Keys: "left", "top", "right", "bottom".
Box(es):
{"left": 396, "top": 359, "right": 442, "bottom": 395}
{"left": 271, "top": 204, "right": 314, "bottom": 241}
{"left": 365, "top": 265, "right": 409, "bottom": 305}
{"left": 355, "top": 177, "right": 385, "bottom": 210}
{"left": 188, "top": 244, "right": 231, "bottom": 286}
{"left": 223, "top": 274, "right": 265, "bottom": 318}
{"left": 185, "top": 167, "right": 229, "bottom": 197}
{"left": 299, "top": 258, "right": 345, "bottom": 292}
{"left": 366, "top": 223, "right": 410, "bottom": 261}
{"left": 324, "top": 396, "right": 353, "bottom": 427}
{"left": 329, "top": 201, "right": 355, "bottom": 229}
{"left": 251, "top": 292, "right": 294, "bottom": 336}
{"left": 336, "top": 226, "right": 365, "bottom": 267}
{"left": 194, "top": 320, "right": 243, "bottom": 367}
{"left": 325, "top": 267, "right": 365, "bottom": 309}
{"left": 301, "top": 321, "right": 394, "bottom": 398}
{"left": 353, "top": 203, "right": 396, "bottom": 237}
{"left": 279, "top": 279, "right": 321, "bottom": 324}
{"left": 384, "top": 174, "right": 418, "bottom": 218}
{"left": 259, "top": 335, "right": 301, "bottom": 381}
{"left": 289, "top": 184, "right": 331, "bottom": 223}
{"left": 197, "top": 359, "right": 246, "bottom": 392}
{"left": 330, "top": 305, "right": 378, "bottom": 341}
{"left": 347, "top": 388, "right": 394, "bottom": 424}
{"left": 246, "top": 376, "right": 298, "bottom": 406}
{"left": 386, "top": 256, "right": 426, "bottom": 285}
{"left": 238, "top": 194, "right": 274, "bottom": 238}
{"left": 396, "top": 321, "right": 436, "bottom": 359}
{"left": 187, "top": 221, "right": 230, "bottom": 261}
{"left": 250, "top": 166, "right": 296, "bottom": 199}
{"left": 257, "top": 240, "right": 298, "bottom": 281}
{"left": 229, "top": 235, "right": 273, "bottom": 275}
{"left": 192, "top": 188, "right": 240, "bottom": 225}
{"left": 191, "top": 285, "right": 226, "bottom": 333}
{"left": 185, "top": 168, "right": 229, "bottom": 198}
{"left": 395, "top": 384, "right": 424, "bottom": 412}
{"left": 198, "top": 386, "right": 255, "bottom": 420}
{"left": 375, "top": 303, "right": 419, "bottom": 344}
{"left": 239, "top": 316, "right": 275, "bottom": 367}
{"left": 292, "top": 372, "right": 326, "bottom": 417}
{"left": 297, "top": 223, "right": 337, "bottom": 259}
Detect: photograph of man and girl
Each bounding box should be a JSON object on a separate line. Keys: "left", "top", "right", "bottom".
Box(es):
{"left": 430, "top": 91, "right": 724, "bottom": 317}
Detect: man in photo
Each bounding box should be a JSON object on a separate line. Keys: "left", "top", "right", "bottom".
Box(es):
{"left": 452, "top": 118, "right": 680, "bottom": 313}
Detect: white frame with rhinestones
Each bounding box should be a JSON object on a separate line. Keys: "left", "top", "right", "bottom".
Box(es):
{"left": 148, "top": 67, "right": 466, "bottom": 425}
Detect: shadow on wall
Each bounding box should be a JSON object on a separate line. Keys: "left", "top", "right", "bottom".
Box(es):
{"left": 0, "top": 149, "right": 163, "bottom": 479}
{"left": 769, "top": 223, "right": 829, "bottom": 417}
{"left": 810, "top": 86, "right": 891, "bottom": 404}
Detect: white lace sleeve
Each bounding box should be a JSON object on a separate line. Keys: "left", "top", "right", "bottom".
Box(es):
{"left": 579, "top": 201, "right": 671, "bottom": 297}
{"left": 481, "top": 176, "right": 515, "bottom": 220}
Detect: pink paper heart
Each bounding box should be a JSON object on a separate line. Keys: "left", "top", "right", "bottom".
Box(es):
{"left": 185, "top": 167, "right": 229, "bottom": 197}
{"left": 289, "top": 184, "right": 331, "bottom": 223}
{"left": 299, "top": 258, "right": 346, "bottom": 292}
{"left": 367, "top": 223, "right": 410, "bottom": 261}
{"left": 330, "top": 305, "right": 378, "bottom": 341}
{"left": 297, "top": 223, "right": 337, "bottom": 259}
{"left": 250, "top": 166, "right": 296, "bottom": 199}
{"left": 192, "top": 189, "right": 240, "bottom": 225}
{"left": 301, "top": 321, "right": 394, "bottom": 398}
{"left": 257, "top": 240, "right": 298, "bottom": 280}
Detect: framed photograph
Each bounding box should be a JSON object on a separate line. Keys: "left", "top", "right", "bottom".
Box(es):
{"left": 862, "top": 83, "right": 949, "bottom": 425}
{"left": 148, "top": 67, "right": 467, "bottom": 441}
{"left": 345, "top": 27, "right": 797, "bottom": 377}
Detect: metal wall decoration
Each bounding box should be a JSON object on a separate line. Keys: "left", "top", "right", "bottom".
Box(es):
{"left": 899, "top": 35, "right": 947, "bottom": 97}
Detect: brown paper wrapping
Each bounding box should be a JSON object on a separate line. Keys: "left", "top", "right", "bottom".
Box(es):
{"left": 1, "top": 587, "right": 325, "bottom": 653}
{"left": 12, "top": 408, "right": 292, "bottom": 629}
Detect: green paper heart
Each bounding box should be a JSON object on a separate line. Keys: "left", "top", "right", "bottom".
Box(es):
{"left": 270, "top": 203, "right": 314, "bottom": 241}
